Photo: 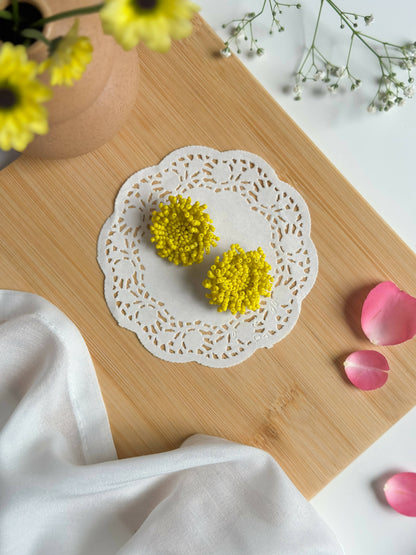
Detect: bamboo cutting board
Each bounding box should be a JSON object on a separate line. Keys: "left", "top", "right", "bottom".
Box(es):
{"left": 1, "top": 16, "right": 416, "bottom": 499}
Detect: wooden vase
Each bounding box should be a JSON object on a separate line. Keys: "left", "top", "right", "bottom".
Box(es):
{"left": 23, "top": 0, "right": 140, "bottom": 159}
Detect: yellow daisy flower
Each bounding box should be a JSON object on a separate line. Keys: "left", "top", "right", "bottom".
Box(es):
{"left": 39, "top": 20, "right": 93, "bottom": 86}
{"left": 203, "top": 244, "right": 273, "bottom": 315}
{"left": 100, "top": 0, "right": 200, "bottom": 52}
{"left": 0, "top": 42, "right": 52, "bottom": 152}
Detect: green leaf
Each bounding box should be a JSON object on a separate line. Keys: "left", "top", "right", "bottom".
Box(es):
{"left": 0, "top": 9, "right": 13, "bottom": 21}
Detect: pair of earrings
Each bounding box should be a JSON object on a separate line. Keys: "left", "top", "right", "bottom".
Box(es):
{"left": 150, "top": 195, "right": 273, "bottom": 315}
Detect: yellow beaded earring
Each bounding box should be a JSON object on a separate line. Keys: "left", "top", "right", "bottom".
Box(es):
{"left": 150, "top": 195, "right": 219, "bottom": 266}
{"left": 202, "top": 244, "right": 273, "bottom": 315}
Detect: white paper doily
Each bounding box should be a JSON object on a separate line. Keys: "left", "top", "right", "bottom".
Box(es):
{"left": 97, "top": 146, "right": 318, "bottom": 367}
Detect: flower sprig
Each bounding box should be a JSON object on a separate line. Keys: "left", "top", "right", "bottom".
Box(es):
{"left": 220, "top": 1, "right": 301, "bottom": 58}
{"left": 295, "top": 0, "right": 416, "bottom": 112}
{"left": 220, "top": 0, "right": 416, "bottom": 113}
{"left": 203, "top": 244, "right": 273, "bottom": 315}
{"left": 150, "top": 195, "right": 219, "bottom": 266}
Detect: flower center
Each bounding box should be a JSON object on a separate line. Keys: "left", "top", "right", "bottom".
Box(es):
{"left": 0, "top": 87, "right": 18, "bottom": 109}
{"left": 135, "top": 0, "right": 158, "bottom": 10}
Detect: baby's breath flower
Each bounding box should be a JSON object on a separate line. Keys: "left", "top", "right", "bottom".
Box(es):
{"left": 379, "top": 90, "right": 394, "bottom": 102}
{"left": 335, "top": 66, "right": 346, "bottom": 78}
{"left": 221, "top": 46, "right": 232, "bottom": 58}
{"left": 202, "top": 244, "right": 273, "bottom": 315}
{"left": 231, "top": 25, "right": 244, "bottom": 38}
{"left": 221, "top": 2, "right": 301, "bottom": 57}
{"left": 400, "top": 59, "right": 414, "bottom": 70}
{"left": 293, "top": 82, "right": 302, "bottom": 100}
{"left": 313, "top": 70, "right": 325, "bottom": 81}
{"left": 150, "top": 195, "right": 219, "bottom": 266}
{"left": 367, "top": 103, "right": 376, "bottom": 113}
{"left": 404, "top": 42, "right": 416, "bottom": 53}
{"left": 293, "top": 2, "right": 416, "bottom": 113}
{"left": 224, "top": 1, "right": 415, "bottom": 114}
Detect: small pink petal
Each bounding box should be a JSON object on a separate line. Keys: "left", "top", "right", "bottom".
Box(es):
{"left": 343, "top": 350, "right": 389, "bottom": 390}
{"left": 384, "top": 472, "right": 416, "bottom": 517}
{"left": 361, "top": 281, "right": 416, "bottom": 345}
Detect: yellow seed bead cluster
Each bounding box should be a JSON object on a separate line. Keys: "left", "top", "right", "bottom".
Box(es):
{"left": 202, "top": 244, "right": 273, "bottom": 315}
{"left": 150, "top": 195, "right": 219, "bottom": 266}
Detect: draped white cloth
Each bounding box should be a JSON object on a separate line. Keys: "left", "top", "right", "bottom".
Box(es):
{"left": 0, "top": 290, "right": 343, "bottom": 554}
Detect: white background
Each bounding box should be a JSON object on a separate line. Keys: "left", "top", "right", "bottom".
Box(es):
{"left": 198, "top": 1, "right": 416, "bottom": 553}
{"left": 199, "top": 0, "right": 416, "bottom": 252}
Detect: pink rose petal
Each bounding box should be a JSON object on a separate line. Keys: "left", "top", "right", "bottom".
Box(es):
{"left": 361, "top": 281, "right": 416, "bottom": 345}
{"left": 343, "top": 350, "right": 389, "bottom": 390}
{"left": 384, "top": 472, "right": 416, "bottom": 517}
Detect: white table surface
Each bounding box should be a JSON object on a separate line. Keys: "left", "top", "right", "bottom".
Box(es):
{"left": 199, "top": 1, "right": 416, "bottom": 552}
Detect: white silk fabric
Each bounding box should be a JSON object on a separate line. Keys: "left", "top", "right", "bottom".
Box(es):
{"left": 0, "top": 290, "right": 342, "bottom": 554}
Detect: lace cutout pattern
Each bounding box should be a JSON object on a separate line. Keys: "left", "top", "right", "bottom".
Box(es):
{"left": 98, "top": 146, "right": 318, "bottom": 367}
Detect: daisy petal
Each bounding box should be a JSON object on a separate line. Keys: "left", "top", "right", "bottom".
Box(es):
{"left": 384, "top": 472, "right": 416, "bottom": 517}
{"left": 361, "top": 281, "right": 416, "bottom": 345}
{"left": 343, "top": 350, "right": 389, "bottom": 390}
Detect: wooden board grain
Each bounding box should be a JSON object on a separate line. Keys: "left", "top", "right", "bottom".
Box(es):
{"left": 1, "top": 16, "right": 416, "bottom": 499}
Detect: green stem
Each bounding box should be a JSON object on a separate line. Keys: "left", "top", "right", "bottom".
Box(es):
{"left": 311, "top": 0, "right": 324, "bottom": 46}
{"left": 223, "top": 0, "right": 300, "bottom": 51}
{"left": 222, "top": 0, "right": 266, "bottom": 28}
{"left": 342, "top": 11, "right": 366, "bottom": 18}
{"left": 325, "top": 0, "right": 392, "bottom": 76}
{"left": 298, "top": 0, "right": 324, "bottom": 75}
{"left": 11, "top": 0, "right": 19, "bottom": 30}
{"left": 315, "top": 45, "right": 332, "bottom": 65}
{"left": 345, "top": 33, "right": 354, "bottom": 66}
{"left": 325, "top": 0, "right": 379, "bottom": 58}
{"left": 383, "top": 43, "right": 393, "bottom": 74}
{"left": 274, "top": 2, "right": 299, "bottom": 6}
{"left": 31, "top": 3, "right": 103, "bottom": 28}
{"left": 380, "top": 55, "right": 406, "bottom": 60}
{"left": 359, "top": 33, "right": 403, "bottom": 50}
